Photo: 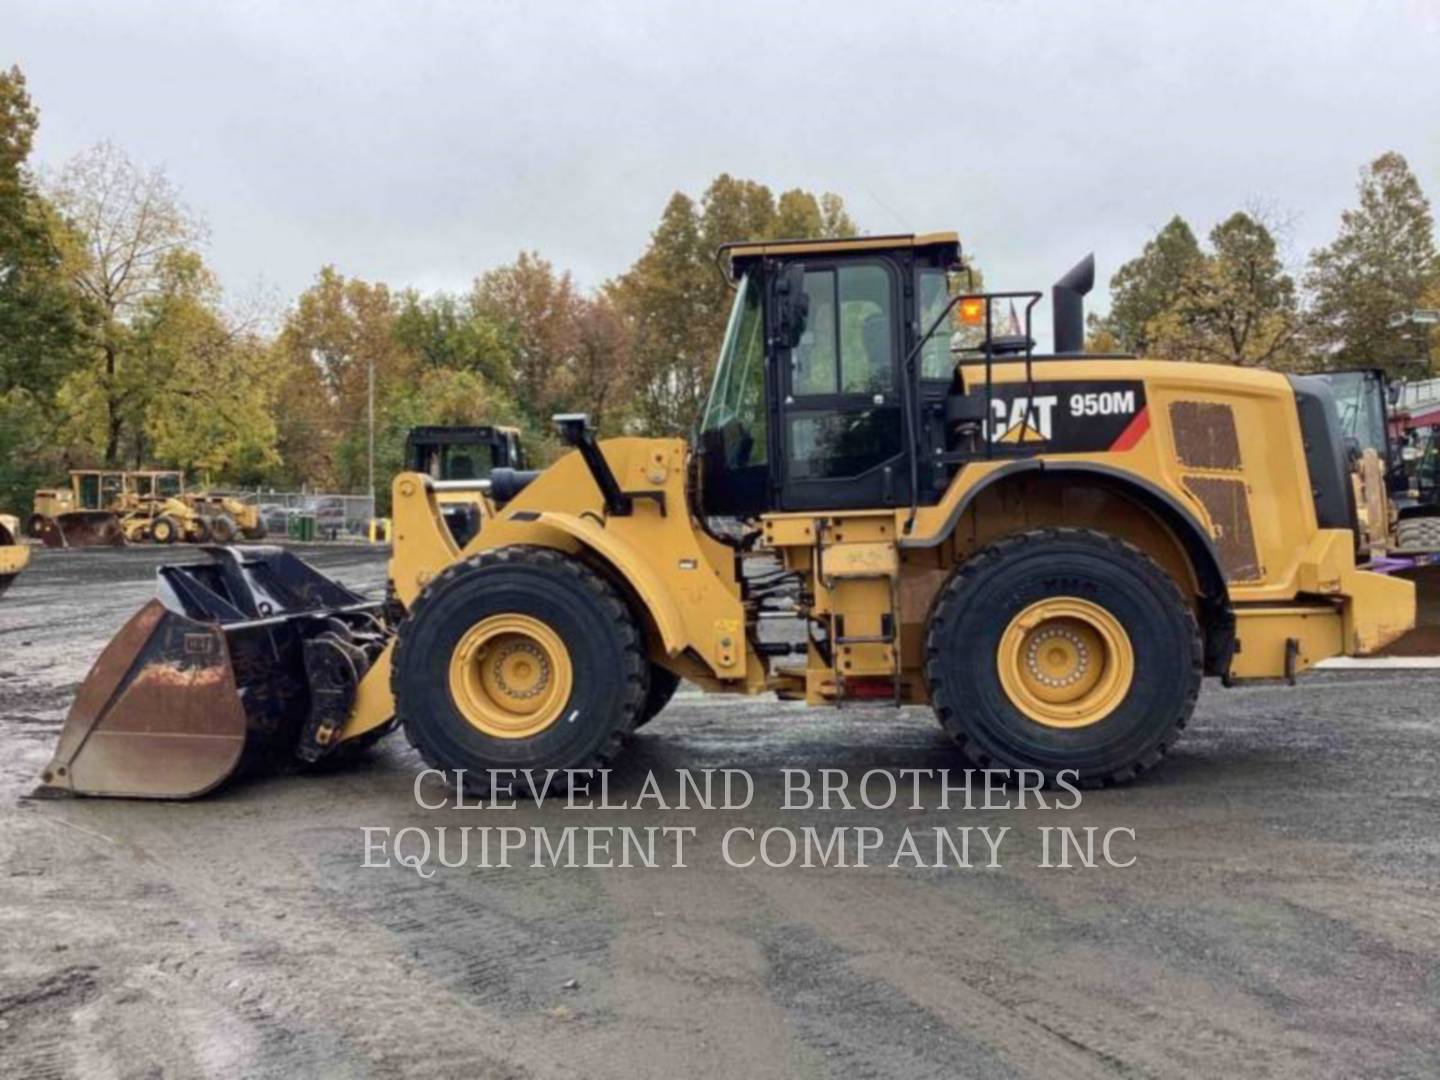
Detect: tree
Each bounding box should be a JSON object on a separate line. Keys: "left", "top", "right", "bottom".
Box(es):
{"left": 1146, "top": 212, "right": 1302, "bottom": 367}
{"left": 392, "top": 289, "right": 511, "bottom": 387}
{"left": 1307, "top": 152, "right": 1439, "bottom": 376}
{"left": 45, "top": 142, "right": 204, "bottom": 463}
{"left": 365, "top": 367, "right": 522, "bottom": 512}
{"left": 270, "top": 267, "right": 414, "bottom": 490}
{"left": 132, "top": 252, "right": 281, "bottom": 480}
{"left": 51, "top": 248, "right": 283, "bottom": 476}
{"left": 569, "top": 292, "right": 634, "bottom": 436}
{"left": 0, "top": 66, "right": 88, "bottom": 510}
{"left": 610, "top": 175, "right": 859, "bottom": 432}
{"left": 607, "top": 192, "right": 711, "bottom": 432}
{"left": 1091, "top": 216, "right": 1203, "bottom": 354}
{"left": 470, "top": 252, "right": 581, "bottom": 429}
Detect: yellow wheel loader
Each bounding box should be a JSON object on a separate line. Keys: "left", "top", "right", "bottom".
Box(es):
{"left": 0, "top": 514, "right": 29, "bottom": 598}
{"left": 39, "top": 233, "right": 1416, "bottom": 799}
{"left": 406, "top": 424, "right": 529, "bottom": 546}
{"left": 184, "top": 492, "right": 268, "bottom": 542}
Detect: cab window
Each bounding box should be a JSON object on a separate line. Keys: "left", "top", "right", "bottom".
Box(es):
{"left": 918, "top": 268, "right": 955, "bottom": 380}
{"left": 792, "top": 264, "right": 894, "bottom": 396}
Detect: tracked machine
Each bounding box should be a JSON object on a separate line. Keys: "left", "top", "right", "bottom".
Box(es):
{"left": 40, "top": 233, "right": 1415, "bottom": 799}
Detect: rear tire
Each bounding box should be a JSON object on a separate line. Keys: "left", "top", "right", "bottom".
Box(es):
{"left": 925, "top": 527, "right": 1201, "bottom": 786}
{"left": 394, "top": 546, "right": 646, "bottom": 795}
{"left": 634, "top": 665, "right": 682, "bottom": 730}
{"left": 190, "top": 516, "right": 213, "bottom": 544}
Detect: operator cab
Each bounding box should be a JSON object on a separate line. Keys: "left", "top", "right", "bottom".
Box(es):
{"left": 698, "top": 233, "right": 1098, "bottom": 521}
{"left": 699, "top": 233, "right": 969, "bottom": 518}
{"left": 406, "top": 425, "right": 527, "bottom": 481}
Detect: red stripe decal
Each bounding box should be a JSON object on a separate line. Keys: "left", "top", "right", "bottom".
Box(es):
{"left": 1109, "top": 405, "right": 1150, "bottom": 452}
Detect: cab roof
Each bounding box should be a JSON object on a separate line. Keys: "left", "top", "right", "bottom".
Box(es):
{"left": 720, "top": 232, "right": 960, "bottom": 278}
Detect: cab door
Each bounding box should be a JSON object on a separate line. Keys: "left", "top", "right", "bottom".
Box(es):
{"left": 774, "top": 258, "right": 908, "bottom": 511}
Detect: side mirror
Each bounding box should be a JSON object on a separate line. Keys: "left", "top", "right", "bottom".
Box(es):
{"left": 775, "top": 263, "right": 810, "bottom": 348}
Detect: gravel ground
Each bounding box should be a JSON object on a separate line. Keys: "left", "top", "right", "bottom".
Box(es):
{"left": 1, "top": 544, "right": 1438, "bottom": 1079}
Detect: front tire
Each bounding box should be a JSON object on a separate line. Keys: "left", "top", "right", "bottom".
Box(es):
{"left": 925, "top": 528, "right": 1201, "bottom": 786}
{"left": 394, "top": 547, "right": 646, "bottom": 794}
{"left": 151, "top": 515, "right": 180, "bottom": 544}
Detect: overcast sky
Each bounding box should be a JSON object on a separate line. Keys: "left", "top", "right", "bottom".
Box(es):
{"left": 8, "top": 1, "right": 1440, "bottom": 342}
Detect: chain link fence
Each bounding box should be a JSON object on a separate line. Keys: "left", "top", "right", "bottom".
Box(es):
{"left": 228, "top": 491, "right": 377, "bottom": 539}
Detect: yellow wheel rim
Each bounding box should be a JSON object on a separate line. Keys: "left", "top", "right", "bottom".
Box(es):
{"left": 997, "top": 597, "right": 1134, "bottom": 729}
{"left": 447, "top": 614, "right": 573, "bottom": 739}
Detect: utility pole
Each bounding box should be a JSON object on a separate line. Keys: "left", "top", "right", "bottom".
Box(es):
{"left": 367, "top": 355, "right": 376, "bottom": 514}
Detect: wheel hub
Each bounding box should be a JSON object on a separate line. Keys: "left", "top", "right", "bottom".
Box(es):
{"left": 448, "top": 614, "right": 573, "bottom": 739}
{"left": 998, "top": 597, "right": 1134, "bottom": 729}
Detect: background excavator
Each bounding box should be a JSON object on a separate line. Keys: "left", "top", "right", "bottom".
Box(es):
{"left": 37, "top": 232, "right": 1416, "bottom": 799}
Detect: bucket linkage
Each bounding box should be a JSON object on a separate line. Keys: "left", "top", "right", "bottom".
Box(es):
{"left": 36, "top": 546, "right": 391, "bottom": 799}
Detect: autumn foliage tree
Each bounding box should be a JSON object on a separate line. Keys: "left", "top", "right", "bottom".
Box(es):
{"left": 46, "top": 142, "right": 208, "bottom": 464}
{"left": 610, "top": 176, "right": 857, "bottom": 433}
{"left": 1306, "top": 152, "right": 1439, "bottom": 377}
{"left": 0, "top": 66, "right": 87, "bottom": 510}
{"left": 269, "top": 267, "right": 417, "bottom": 490}
{"left": 1146, "top": 213, "right": 1302, "bottom": 367}
{"left": 1096, "top": 212, "right": 1302, "bottom": 367}
{"left": 1090, "top": 216, "right": 1203, "bottom": 354}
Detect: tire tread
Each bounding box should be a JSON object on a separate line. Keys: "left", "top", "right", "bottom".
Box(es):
{"left": 393, "top": 545, "right": 647, "bottom": 793}
{"left": 924, "top": 527, "right": 1202, "bottom": 787}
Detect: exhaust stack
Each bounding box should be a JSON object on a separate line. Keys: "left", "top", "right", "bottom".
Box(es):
{"left": 1052, "top": 254, "right": 1095, "bottom": 354}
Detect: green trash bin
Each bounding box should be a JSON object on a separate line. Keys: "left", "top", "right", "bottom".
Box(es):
{"left": 286, "top": 512, "right": 317, "bottom": 542}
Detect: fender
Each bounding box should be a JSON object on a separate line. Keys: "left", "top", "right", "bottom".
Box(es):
{"left": 1044, "top": 462, "right": 1229, "bottom": 609}
{"left": 532, "top": 511, "right": 688, "bottom": 659}
{"left": 903, "top": 458, "right": 1235, "bottom": 673}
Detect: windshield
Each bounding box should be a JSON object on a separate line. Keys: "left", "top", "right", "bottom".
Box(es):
{"left": 699, "top": 273, "right": 766, "bottom": 464}
{"left": 698, "top": 273, "right": 769, "bottom": 516}
{"left": 1323, "top": 370, "right": 1389, "bottom": 455}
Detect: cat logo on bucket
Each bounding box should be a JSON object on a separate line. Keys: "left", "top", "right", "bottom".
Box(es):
{"left": 987, "top": 395, "right": 1058, "bottom": 444}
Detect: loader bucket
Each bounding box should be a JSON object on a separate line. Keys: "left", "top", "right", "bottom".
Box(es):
{"left": 37, "top": 545, "right": 388, "bottom": 799}
{"left": 31, "top": 510, "right": 126, "bottom": 549}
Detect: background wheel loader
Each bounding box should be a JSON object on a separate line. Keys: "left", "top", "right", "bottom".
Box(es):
{"left": 182, "top": 491, "right": 268, "bottom": 542}
{"left": 0, "top": 513, "right": 29, "bottom": 598}
{"left": 406, "top": 424, "right": 530, "bottom": 547}
{"left": 1320, "top": 367, "right": 1440, "bottom": 654}
{"left": 39, "top": 232, "right": 1416, "bottom": 800}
